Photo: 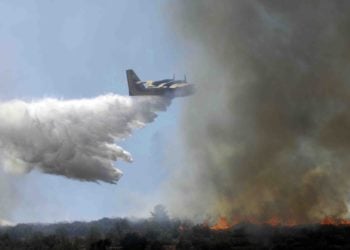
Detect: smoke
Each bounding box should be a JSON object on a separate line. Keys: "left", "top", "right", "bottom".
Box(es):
{"left": 0, "top": 94, "right": 168, "bottom": 184}
{"left": 167, "top": 1, "right": 350, "bottom": 223}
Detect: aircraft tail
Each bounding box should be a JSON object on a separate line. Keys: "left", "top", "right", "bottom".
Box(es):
{"left": 126, "top": 69, "right": 140, "bottom": 96}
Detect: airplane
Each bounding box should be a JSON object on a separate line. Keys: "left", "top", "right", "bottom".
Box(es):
{"left": 126, "top": 69, "right": 195, "bottom": 98}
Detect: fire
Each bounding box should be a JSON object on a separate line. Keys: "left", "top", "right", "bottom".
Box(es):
{"left": 321, "top": 217, "right": 350, "bottom": 226}
{"left": 265, "top": 216, "right": 280, "bottom": 226}
{"left": 210, "top": 217, "right": 231, "bottom": 230}
{"left": 209, "top": 216, "right": 350, "bottom": 230}
{"left": 210, "top": 216, "right": 290, "bottom": 230}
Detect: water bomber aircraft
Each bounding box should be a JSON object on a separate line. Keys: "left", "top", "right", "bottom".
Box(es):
{"left": 126, "top": 69, "right": 195, "bottom": 98}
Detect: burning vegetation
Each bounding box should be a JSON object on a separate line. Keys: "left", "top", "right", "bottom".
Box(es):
{"left": 210, "top": 216, "right": 350, "bottom": 231}
{"left": 167, "top": 0, "right": 350, "bottom": 229}
{"left": 1, "top": 216, "right": 350, "bottom": 249}
{"left": 0, "top": 206, "right": 349, "bottom": 249}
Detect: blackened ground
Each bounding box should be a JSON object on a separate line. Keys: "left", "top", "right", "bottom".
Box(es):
{"left": 179, "top": 224, "right": 350, "bottom": 250}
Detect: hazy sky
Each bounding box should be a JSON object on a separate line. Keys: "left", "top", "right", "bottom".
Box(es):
{"left": 0, "top": 0, "right": 186, "bottom": 223}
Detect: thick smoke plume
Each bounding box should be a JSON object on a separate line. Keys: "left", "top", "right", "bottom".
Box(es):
{"left": 168, "top": 1, "right": 350, "bottom": 223}
{"left": 0, "top": 94, "right": 168, "bottom": 183}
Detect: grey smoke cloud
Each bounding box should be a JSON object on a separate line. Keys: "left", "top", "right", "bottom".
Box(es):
{"left": 0, "top": 94, "right": 168, "bottom": 183}
{"left": 167, "top": 0, "right": 350, "bottom": 223}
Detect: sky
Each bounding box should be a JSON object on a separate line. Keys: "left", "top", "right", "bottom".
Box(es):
{"left": 0, "top": 0, "right": 187, "bottom": 223}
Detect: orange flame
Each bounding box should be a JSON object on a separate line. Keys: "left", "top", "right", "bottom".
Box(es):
{"left": 321, "top": 216, "right": 350, "bottom": 226}
{"left": 209, "top": 216, "right": 350, "bottom": 230}
{"left": 265, "top": 216, "right": 280, "bottom": 226}
{"left": 210, "top": 217, "right": 231, "bottom": 230}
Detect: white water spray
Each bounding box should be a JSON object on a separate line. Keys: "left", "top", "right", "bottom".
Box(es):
{"left": 0, "top": 94, "right": 169, "bottom": 183}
